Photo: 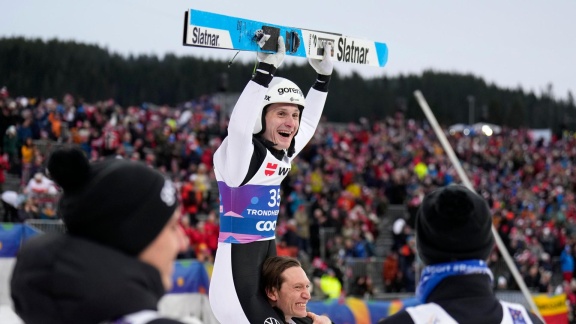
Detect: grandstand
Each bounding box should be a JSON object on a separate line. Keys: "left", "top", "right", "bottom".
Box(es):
{"left": 1, "top": 89, "right": 575, "bottom": 323}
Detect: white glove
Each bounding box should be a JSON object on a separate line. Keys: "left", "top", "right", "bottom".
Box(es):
{"left": 257, "top": 36, "right": 286, "bottom": 68}
{"left": 308, "top": 41, "right": 333, "bottom": 76}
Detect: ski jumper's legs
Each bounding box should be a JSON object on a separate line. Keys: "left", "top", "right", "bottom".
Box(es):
{"left": 209, "top": 240, "right": 280, "bottom": 323}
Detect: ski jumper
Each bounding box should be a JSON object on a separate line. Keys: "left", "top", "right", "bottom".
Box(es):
{"left": 209, "top": 78, "right": 327, "bottom": 324}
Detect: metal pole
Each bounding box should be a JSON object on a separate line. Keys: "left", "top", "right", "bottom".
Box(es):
{"left": 413, "top": 90, "right": 543, "bottom": 321}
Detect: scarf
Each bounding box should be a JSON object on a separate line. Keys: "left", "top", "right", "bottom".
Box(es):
{"left": 416, "top": 259, "right": 493, "bottom": 303}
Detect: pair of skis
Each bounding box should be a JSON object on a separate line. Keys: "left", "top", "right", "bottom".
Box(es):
{"left": 183, "top": 9, "right": 388, "bottom": 68}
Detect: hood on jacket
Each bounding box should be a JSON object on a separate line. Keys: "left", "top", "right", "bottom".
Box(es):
{"left": 11, "top": 233, "right": 165, "bottom": 324}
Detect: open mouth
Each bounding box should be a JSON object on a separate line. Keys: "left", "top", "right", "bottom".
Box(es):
{"left": 278, "top": 130, "right": 291, "bottom": 138}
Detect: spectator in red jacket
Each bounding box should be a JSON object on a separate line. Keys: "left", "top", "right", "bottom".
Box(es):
{"left": 0, "top": 151, "right": 9, "bottom": 192}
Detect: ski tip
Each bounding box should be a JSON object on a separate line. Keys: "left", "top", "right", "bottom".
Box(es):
{"left": 376, "top": 42, "right": 389, "bottom": 67}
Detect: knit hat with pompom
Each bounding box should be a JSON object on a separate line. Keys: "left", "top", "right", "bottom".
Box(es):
{"left": 47, "top": 147, "right": 178, "bottom": 256}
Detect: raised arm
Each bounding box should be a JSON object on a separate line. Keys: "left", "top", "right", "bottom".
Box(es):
{"left": 293, "top": 42, "right": 333, "bottom": 156}
{"left": 214, "top": 37, "right": 286, "bottom": 186}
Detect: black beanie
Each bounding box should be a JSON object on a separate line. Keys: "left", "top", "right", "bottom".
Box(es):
{"left": 415, "top": 185, "right": 494, "bottom": 265}
{"left": 47, "top": 147, "right": 178, "bottom": 256}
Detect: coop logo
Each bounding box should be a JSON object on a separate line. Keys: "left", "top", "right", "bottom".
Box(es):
{"left": 190, "top": 27, "right": 221, "bottom": 47}
{"left": 336, "top": 37, "right": 370, "bottom": 64}
{"left": 256, "top": 221, "right": 276, "bottom": 231}
{"left": 277, "top": 87, "right": 302, "bottom": 97}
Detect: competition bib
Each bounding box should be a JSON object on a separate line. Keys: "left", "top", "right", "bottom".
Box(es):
{"left": 217, "top": 182, "right": 281, "bottom": 243}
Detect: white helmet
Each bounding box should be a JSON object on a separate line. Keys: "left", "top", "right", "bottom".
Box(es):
{"left": 253, "top": 77, "right": 305, "bottom": 134}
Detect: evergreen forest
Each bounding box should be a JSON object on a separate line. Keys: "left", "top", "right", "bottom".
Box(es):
{"left": 1, "top": 37, "right": 574, "bottom": 132}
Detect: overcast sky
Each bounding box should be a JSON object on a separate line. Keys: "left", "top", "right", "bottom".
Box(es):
{"left": 2, "top": 0, "right": 574, "bottom": 100}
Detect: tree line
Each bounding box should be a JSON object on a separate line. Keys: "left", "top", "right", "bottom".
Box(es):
{"left": 1, "top": 37, "right": 574, "bottom": 132}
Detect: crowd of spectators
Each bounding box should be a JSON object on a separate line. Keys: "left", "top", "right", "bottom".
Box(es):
{"left": 2, "top": 86, "right": 576, "bottom": 311}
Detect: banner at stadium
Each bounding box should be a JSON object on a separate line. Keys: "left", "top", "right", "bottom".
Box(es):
{"left": 0, "top": 223, "right": 40, "bottom": 257}
{"left": 168, "top": 259, "right": 210, "bottom": 294}
{"left": 306, "top": 297, "right": 421, "bottom": 324}
{"left": 307, "top": 295, "right": 570, "bottom": 324}
{"left": 533, "top": 293, "right": 569, "bottom": 324}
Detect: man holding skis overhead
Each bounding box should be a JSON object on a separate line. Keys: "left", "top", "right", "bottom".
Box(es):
{"left": 209, "top": 34, "right": 333, "bottom": 324}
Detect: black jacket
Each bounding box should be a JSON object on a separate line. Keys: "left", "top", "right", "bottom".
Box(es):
{"left": 10, "top": 233, "right": 184, "bottom": 324}
{"left": 273, "top": 306, "right": 337, "bottom": 324}
{"left": 273, "top": 306, "right": 313, "bottom": 324}
{"left": 378, "top": 274, "right": 544, "bottom": 324}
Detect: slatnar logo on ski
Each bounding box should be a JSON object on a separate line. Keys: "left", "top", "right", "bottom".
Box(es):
{"left": 185, "top": 9, "right": 388, "bottom": 67}
{"left": 191, "top": 27, "right": 221, "bottom": 46}
{"left": 337, "top": 37, "right": 370, "bottom": 64}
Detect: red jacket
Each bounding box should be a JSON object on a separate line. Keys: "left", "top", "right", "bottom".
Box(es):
{"left": 0, "top": 155, "right": 9, "bottom": 184}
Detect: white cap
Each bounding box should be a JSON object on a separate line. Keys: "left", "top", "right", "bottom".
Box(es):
{"left": 253, "top": 77, "right": 305, "bottom": 134}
